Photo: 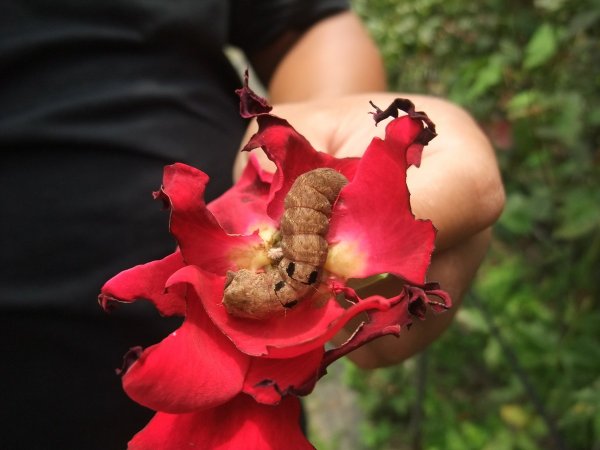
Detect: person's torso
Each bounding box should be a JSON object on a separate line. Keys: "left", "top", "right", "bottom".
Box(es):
{"left": 0, "top": 0, "right": 247, "bottom": 310}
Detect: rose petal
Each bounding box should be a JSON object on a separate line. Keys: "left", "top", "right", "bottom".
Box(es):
{"left": 235, "top": 70, "right": 273, "bottom": 118}
{"left": 122, "top": 290, "right": 250, "bottom": 414}
{"left": 312, "top": 283, "right": 452, "bottom": 379}
{"left": 159, "top": 163, "right": 264, "bottom": 273}
{"left": 99, "top": 251, "right": 186, "bottom": 316}
{"left": 243, "top": 347, "right": 324, "bottom": 405}
{"left": 242, "top": 114, "right": 360, "bottom": 222}
{"left": 321, "top": 292, "right": 410, "bottom": 370}
{"left": 128, "top": 394, "right": 313, "bottom": 450}
{"left": 208, "top": 154, "right": 276, "bottom": 235}
{"left": 327, "top": 116, "right": 436, "bottom": 284}
{"left": 167, "top": 265, "right": 394, "bottom": 358}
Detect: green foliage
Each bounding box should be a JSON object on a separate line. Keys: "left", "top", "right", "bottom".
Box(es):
{"left": 346, "top": 0, "right": 600, "bottom": 448}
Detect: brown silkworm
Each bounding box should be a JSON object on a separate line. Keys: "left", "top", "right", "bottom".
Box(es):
{"left": 223, "top": 168, "right": 348, "bottom": 319}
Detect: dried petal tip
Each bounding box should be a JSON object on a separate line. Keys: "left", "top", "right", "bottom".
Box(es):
{"left": 98, "top": 293, "right": 122, "bottom": 313}
{"left": 152, "top": 189, "right": 171, "bottom": 210}
{"left": 235, "top": 69, "right": 272, "bottom": 118}
{"left": 369, "top": 98, "right": 437, "bottom": 145}
{"left": 116, "top": 346, "right": 143, "bottom": 376}
{"left": 405, "top": 283, "right": 452, "bottom": 319}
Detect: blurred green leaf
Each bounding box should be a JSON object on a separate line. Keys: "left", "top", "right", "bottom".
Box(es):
{"left": 507, "top": 91, "right": 542, "bottom": 120}
{"left": 500, "top": 404, "right": 531, "bottom": 429}
{"left": 538, "top": 92, "right": 585, "bottom": 147}
{"left": 589, "top": 105, "right": 600, "bottom": 125}
{"left": 455, "top": 307, "right": 488, "bottom": 333}
{"left": 484, "top": 338, "right": 503, "bottom": 368}
{"left": 467, "top": 54, "right": 505, "bottom": 100}
{"left": 555, "top": 188, "right": 600, "bottom": 239}
{"left": 524, "top": 23, "right": 559, "bottom": 69}
{"left": 535, "top": 0, "right": 567, "bottom": 12}
{"left": 498, "top": 193, "right": 536, "bottom": 236}
{"left": 568, "top": 9, "right": 600, "bottom": 35}
{"left": 349, "top": 1, "right": 600, "bottom": 449}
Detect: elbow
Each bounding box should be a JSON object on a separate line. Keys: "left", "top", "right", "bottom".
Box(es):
{"left": 452, "top": 101, "right": 507, "bottom": 236}
{"left": 475, "top": 157, "right": 506, "bottom": 232}
{"left": 474, "top": 140, "right": 506, "bottom": 233}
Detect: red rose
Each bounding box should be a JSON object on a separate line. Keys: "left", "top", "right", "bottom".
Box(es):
{"left": 99, "top": 77, "right": 449, "bottom": 449}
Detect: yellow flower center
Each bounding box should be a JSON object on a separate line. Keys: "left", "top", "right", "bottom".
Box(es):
{"left": 228, "top": 223, "right": 279, "bottom": 270}
{"left": 325, "top": 240, "right": 366, "bottom": 279}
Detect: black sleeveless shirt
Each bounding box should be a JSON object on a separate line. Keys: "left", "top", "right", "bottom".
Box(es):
{"left": 1, "top": 0, "right": 347, "bottom": 311}
{"left": 0, "top": 1, "right": 347, "bottom": 447}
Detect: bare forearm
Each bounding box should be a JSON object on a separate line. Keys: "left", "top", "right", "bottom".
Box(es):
{"left": 251, "top": 11, "right": 387, "bottom": 103}
{"left": 335, "top": 228, "right": 493, "bottom": 369}
{"left": 238, "top": 94, "right": 505, "bottom": 252}
{"left": 329, "top": 93, "right": 505, "bottom": 251}
{"left": 237, "top": 12, "right": 504, "bottom": 370}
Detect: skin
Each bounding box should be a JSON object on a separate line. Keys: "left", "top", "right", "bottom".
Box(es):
{"left": 234, "top": 11, "right": 505, "bottom": 369}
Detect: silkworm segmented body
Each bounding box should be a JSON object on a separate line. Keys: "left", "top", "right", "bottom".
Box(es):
{"left": 223, "top": 168, "right": 348, "bottom": 319}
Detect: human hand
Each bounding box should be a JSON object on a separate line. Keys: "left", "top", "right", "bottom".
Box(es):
{"left": 234, "top": 93, "right": 504, "bottom": 367}
{"left": 235, "top": 93, "right": 503, "bottom": 251}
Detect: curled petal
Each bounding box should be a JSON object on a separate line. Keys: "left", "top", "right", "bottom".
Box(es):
{"left": 327, "top": 116, "right": 436, "bottom": 284}
{"left": 128, "top": 394, "right": 313, "bottom": 450}
{"left": 235, "top": 70, "right": 273, "bottom": 118}
{"left": 99, "top": 251, "right": 185, "bottom": 316}
{"left": 321, "top": 292, "right": 411, "bottom": 371}
{"left": 122, "top": 290, "right": 250, "bottom": 414}
{"left": 243, "top": 347, "right": 324, "bottom": 405}
{"left": 208, "top": 154, "right": 276, "bottom": 235}
{"left": 159, "top": 163, "right": 264, "bottom": 273}
{"left": 404, "top": 282, "right": 453, "bottom": 317}
{"left": 369, "top": 97, "right": 437, "bottom": 152}
{"left": 313, "top": 283, "right": 452, "bottom": 380}
{"left": 242, "top": 114, "right": 360, "bottom": 222}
